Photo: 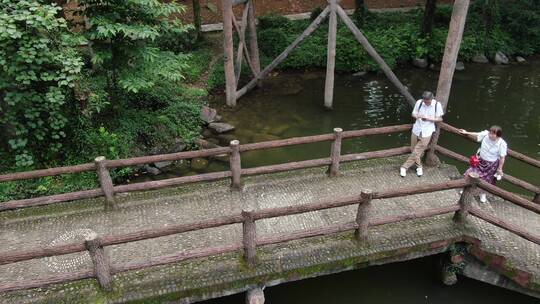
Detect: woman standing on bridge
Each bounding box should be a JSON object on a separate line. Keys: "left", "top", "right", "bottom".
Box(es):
{"left": 459, "top": 126, "right": 508, "bottom": 203}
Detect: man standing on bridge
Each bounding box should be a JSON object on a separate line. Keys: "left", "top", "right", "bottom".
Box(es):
{"left": 400, "top": 91, "right": 444, "bottom": 177}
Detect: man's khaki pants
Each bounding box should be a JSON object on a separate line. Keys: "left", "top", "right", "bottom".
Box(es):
{"left": 402, "top": 133, "right": 432, "bottom": 169}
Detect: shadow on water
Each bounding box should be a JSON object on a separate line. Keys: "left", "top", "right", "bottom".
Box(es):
{"left": 201, "top": 255, "right": 537, "bottom": 304}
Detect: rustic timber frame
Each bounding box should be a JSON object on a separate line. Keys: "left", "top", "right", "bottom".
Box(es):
{"left": 222, "top": 0, "right": 416, "bottom": 108}
{"left": 0, "top": 122, "right": 539, "bottom": 293}
{"left": 222, "top": 0, "right": 473, "bottom": 159}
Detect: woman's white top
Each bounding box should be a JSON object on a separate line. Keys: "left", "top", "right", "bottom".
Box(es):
{"left": 477, "top": 130, "right": 508, "bottom": 162}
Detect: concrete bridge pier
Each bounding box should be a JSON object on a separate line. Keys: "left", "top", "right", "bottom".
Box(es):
{"left": 246, "top": 287, "right": 265, "bottom": 304}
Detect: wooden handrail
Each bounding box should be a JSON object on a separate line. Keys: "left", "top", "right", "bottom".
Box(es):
{"left": 1, "top": 175, "right": 540, "bottom": 293}
{"left": 0, "top": 178, "right": 467, "bottom": 266}
{"left": 439, "top": 122, "right": 540, "bottom": 169}
{"left": 435, "top": 145, "right": 540, "bottom": 196}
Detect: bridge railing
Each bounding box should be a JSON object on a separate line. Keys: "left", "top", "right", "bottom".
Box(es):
{"left": 435, "top": 122, "right": 540, "bottom": 203}
{"left": 0, "top": 172, "right": 539, "bottom": 293}
{"left": 1, "top": 123, "right": 538, "bottom": 212}
{"left": 0, "top": 124, "right": 412, "bottom": 211}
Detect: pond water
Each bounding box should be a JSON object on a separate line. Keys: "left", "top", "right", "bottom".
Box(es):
{"left": 195, "top": 60, "right": 539, "bottom": 303}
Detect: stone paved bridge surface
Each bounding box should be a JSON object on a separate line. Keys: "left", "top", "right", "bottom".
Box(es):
{"left": 1, "top": 157, "right": 539, "bottom": 303}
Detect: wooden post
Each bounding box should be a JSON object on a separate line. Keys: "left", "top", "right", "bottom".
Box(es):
{"left": 534, "top": 193, "right": 540, "bottom": 204}
{"left": 222, "top": 0, "right": 237, "bottom": 107}
{"left": 242, "top": 210, "right": 257, "bottom": 267}
{"left": 324, "top": 0, "right": 338, "bottom": 109}
{"left": 354, "top": 190, "right": 373, "bottom": 241}
{"left": 425, "top": 0, "right": 471, "bottom": 166}
{"left": 230, "top": 140, "right": 242, "bottom": 190}
{"left": 329, "top": 128, "right": 343, "bottom": 177}
{"left": 85, "top": 235, "right": 113, "bottom": 291}
{"left": 236, "top": 6, "right": 330, "bottom": 99}
{"left": 192, "top": 0, "right": 202, "bottom": 38}
{"left": 247, "top": 0, "right": 261, "bottom": 87}
{"left": 336, "top": 6, "right": 416, "bottom": 107}
{"left": 454, "top": 172, "right": 478, "bottom": 222}
{"left": 235, "top": 2, "right": 250, "bottom": 85}
{"left": 95, "top": 156, "right": 115, "bottom": 207}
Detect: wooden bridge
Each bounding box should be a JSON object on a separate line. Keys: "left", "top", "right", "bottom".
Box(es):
{"left": 0, "top": 122, "right": 539, "bottom": 303}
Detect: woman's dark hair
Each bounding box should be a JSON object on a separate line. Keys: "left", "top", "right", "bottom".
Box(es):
{"left": 489, "top": 125, "right": 503, "bottom": 137}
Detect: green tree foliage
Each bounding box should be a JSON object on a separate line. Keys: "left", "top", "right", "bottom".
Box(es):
{"left": 77, "top": 0, "right": 191, "bottom": 105}
{"left": 0, "top": 0, "right": 83, "bottom": 167}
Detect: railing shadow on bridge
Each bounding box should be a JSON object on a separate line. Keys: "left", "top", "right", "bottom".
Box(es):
{"left": 0, "top": 122, "right": 538, "bottom": 294}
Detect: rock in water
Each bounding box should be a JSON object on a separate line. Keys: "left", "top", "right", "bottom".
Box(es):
{"left": 516, "top": 56, "right": 526, "bottom": 63}
{"left": 352, "top": 71, "right": 367, "bottom": 77}
{"left": 208, "top": 122, "right": 235, "bottom": 133}
{"left": 412, "top": 58, "right": 428, "bottom": 69}
{"left": 200, "top": 106, "right": 217, "bottom": 123}
{"left": 154, "top": 161, "right": 173, "bottom": 169}
{"left": 143, "top": 165, "right": 161, "bottom": 176}
{"left": 472, "top": 54, "right": 489, "bottom": 63}
{"left": 455, "top": 61, "right": 465, "bottom": 71}
{"left": 494, "top": 51, "right": 509, "bottom": 65}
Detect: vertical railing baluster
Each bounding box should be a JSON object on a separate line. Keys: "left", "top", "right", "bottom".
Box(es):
{"left": 454, "top": 172, "right": 479, "bottom": 222}
{"left": 230, "top": 140, "right": 242, "bottom": 190}
{"left": 242, "top": 210, "right": 257, "bottom": 267}
{"left": 533, "top": 193, "right": 539, "bottom": 204}
{"left": 95, "top": 156, "right": 115, "bottom": 208}
{"left": 329, "top": 128, "right": 343, "bottom": 177}
{"left": 85, "top": 234, "right": 113, "bottom": 291}
{"left": 354, "top": 190, "right": 373, "bottom": 242}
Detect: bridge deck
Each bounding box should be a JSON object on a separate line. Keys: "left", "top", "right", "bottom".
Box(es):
{"left": 1, "top": 156, "right": 539, "bottom": 303}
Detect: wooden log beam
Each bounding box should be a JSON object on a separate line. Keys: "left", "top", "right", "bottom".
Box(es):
{"left": 340, "top": 146, "right": 411, "bottom": 163}
{"left": 236, "top": 6, "right": 330, "bottom": 99}
{"left": 439, "top": 122, "right": 540, "bottom": 169}
{"left": 0, "top": 269, "right": 94, "bottom": 293}
{"left": 232, "top": 15, "right": 257, "bottom": 79}
{"left": 354, "top": 190, "right": 373, "bottom": 241}
{"left": 373, "top": 178, "right": 468, "bottom": 199}
{"left": 324, "top": 0, "right": 338, "bottom": 109}
{"left": 233, "top": 2, "right": 250, "bottom": 84}
{"left": 435, "top": 145, "right": 540, "bottom": 196}
{"left": 0, "top": 188, "right": 103, "bottom": 212}
{"left": 477, "top": 180, "right": 540, "bottom": 215}
{"left": 469, "top": 207, "right": 540, "bottom": 245}
{"left": 222, "top": 0, "right": 237, "bottom": 106}
{"left": 85, "top": 236, "right": 113, "bottom": 291}
{"left": 247, "top": 0, "right": 261, "bottom": 86}
{"left": 242, "top": 210, "right": 257, "bottom": 266}
{"left": 106, "top": 147, "right": 231, "bottom": 168}
{"left": 426, "top": 0, "right": 471, "bottom": 166}
{"left": 329, "top": 128, "right": 343, "bottom": 177}
{"left": 370, "top": 204, "right": 460, "bottom": 226}
{"left": 0, "top": 163, "right": 95, "bottom": 182}
{"left": 113, "top": 171, "right": 231, "bottom": 193}
{"left": 0, "top": 242, "right": 86, "bottom": 265}
{"left": 336, "top": 5, "right": 416, "bottom": 107}
{"left": 454, "top": 172, "right": 478, "bottom": 222}
{"left": 229, "top": 140, "right": 242, "bottom": 190}
{"left": 95, "top": 156, "right": 115, "bottom": 208}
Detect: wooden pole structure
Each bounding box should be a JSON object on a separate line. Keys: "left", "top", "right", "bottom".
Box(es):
{"left": 454, "top": 172, "right": 478, "bottom": 222}
{"left": 425, "top": 0, "right": 471, "bottom": 166}
{"left": 222, "top": 0, "right": 237, "bottom": 107}
{"left": 95, "top": 156, "right": 115, "bottom": 208}
{"left": 242, "top": 210, "right": 257, "bottom": 267}
{"left": 336, "top": 5, "right": 416, "bottom": 107}
{"left": 236, "top": 6, "right": 331, "bottom": 100}
{"left": 354, "top": 190, "right": 373, "bottom": 241}
{"left": 534, "top": 193, "right": 540, "bottom": 204}
{"left": 85, "top": 235, "right": 113, "bottom": 291}
{"left": 324, "top": 0, "right": 338, "bottom": 109}
{"left": 192, "top": 0, "right": 202, "bottom": 38}
{"left": 247, "top": 0, "right": 261, "bottom": 86}
{"left": 230, "top": 140, "right": 242, "bottom": 190}
{"left": 329, "top": 128, "right": 343, "bottom": 177}
{"left": 235, "top": 2, "right": 251, "bottom": 85}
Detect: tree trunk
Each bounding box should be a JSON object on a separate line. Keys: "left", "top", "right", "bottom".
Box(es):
{"left": 192, "top": 0, "right": 202, "bottom": 39}
{"left": 354, "top": 0, "right": 367, "bottom": 27}
{"left": 421, "top": 0, "right": 437, "bottom": 37}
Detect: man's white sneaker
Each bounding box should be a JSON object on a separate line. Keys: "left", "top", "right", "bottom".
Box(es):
{"left": 416, "top": 167, "right": 423, "bottom": 177}
{"left": 400, "top": 167, "right": 407, "bottom": 177}
{"left": 479, "top": 193, "right": 488, "bottom": 204}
